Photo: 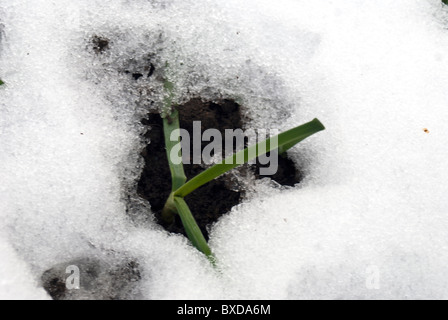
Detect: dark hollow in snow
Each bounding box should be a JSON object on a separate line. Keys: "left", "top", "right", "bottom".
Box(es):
{"left": 137, "top": 98, "right": 302, "bottom": 240}
{"left": 41, "top": 99, "right": 304, "bottom": 300}
{"left": 138, "top": 99, "right": 243, "bottom": 240}
{"left": 41, "top": 258, "right": 141, "bottom": 300}
{"left": 255, "top": 153, "right": 303, "bottom": 187}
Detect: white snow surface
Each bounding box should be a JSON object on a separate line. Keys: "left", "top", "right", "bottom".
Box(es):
{"left": 1, "top": 0, "right": 448, "bottom": 299}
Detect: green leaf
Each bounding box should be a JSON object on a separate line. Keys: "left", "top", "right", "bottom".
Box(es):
{"left": 173, "top": 196, "right": 214, "bottom": 261}
{"left": 174, "top": 118, "right": 325, "bottom": 198}
{"left": 163, "top": 108, "right": 187, "bottom": 192}
{"left": 162, "top": 74, "right": 187, "bottom": 192}
{"left": 161, "top": 77, "right": 187, "bottom": 224}
{"left": 0, "top": 79, "right": 4, "bottom": 86}
{"left": 443, "top": 0, "right": 448, "bottom": 5}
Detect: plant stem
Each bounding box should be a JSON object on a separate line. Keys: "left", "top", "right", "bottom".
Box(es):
{"left": 163, "top": 108, "right": 187, "bottom": 191}
{"left": 161, "top": 107, "right": 214, "bottom": 257}
{"left": 173, "top": 196, "right": 214, "bottom": 262}
{"left": 161, "top": 78, "right": 187, "bottom": 224}
{"left": 159, "top": 67, "right": 325, "bottom": 262}
{"left": 160, "top": 77, "right": 214, "bottom": 259}
{"left": 161, "top": 193, "right": 177, "bottom": 224}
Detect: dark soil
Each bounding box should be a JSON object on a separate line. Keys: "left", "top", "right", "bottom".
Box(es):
{"left": 138, "top": 99, "right": 244, "bottom": 240}
{"left": 255, "top": 154, "right": 303, "bottom": 187}
{"left": 137, "top": 98, "right": 302, "bottom": 240}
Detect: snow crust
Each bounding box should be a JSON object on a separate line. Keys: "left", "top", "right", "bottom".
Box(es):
{"left": 1, "top": 0, "right": 448, "bottom": 299}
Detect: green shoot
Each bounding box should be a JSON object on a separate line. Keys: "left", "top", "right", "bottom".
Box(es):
{"left": 0, "top": 79, "right": 4, "bottom": 86}
{"left": 161, "top": 108, "right": 188, "bottom": 224}
{"left": 161, "top": 79, "right": 187, "bottom": 224}
{"left": 163, "top": 108, "right": 187, "bottom": 192}
{"left": 173, "top": 118, "right": 325, "bottom": 199}
{"left": 159, "top": 74, "right": 325, "bottom": 261}
{"left": 160, "top": 78, "right": 214, "bottom": 261}
{"left": 161, "top": 115, "right": 325, "bottom": 259}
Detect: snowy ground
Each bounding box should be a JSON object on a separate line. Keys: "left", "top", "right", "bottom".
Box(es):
{"left": 1, "top": 0, "right": 448, "bottom": 300}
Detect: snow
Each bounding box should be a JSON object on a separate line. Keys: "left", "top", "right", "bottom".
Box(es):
{"left": 0, "top": 237, "right": 50, "bottom": 299}
{"left": 1, "top": 0, "right": 448, "bottom": 299}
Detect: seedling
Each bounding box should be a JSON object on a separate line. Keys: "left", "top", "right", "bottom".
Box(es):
{"left": 0, "top": 79, "right": 4, "bottom": 85}
{"left": 159, "top": 79, "right": 325, "bottom": 262}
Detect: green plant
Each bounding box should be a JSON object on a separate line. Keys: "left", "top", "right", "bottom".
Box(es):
{"left": 159, "top": 80, "right": 325, "bottom": 263}
{"left": 443, "top": 0, "right": 448, "bottom": 5}
{"left": 0, "top": 79, "right": 4, "bottom": 85}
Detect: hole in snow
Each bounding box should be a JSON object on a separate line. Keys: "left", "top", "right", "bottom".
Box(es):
{"left": 136, "top": 98, "right": 305, "bottom": 240}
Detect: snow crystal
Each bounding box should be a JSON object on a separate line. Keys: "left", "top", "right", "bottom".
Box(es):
{"left": 1, "top": 0, "right": 448, "bottom": 299}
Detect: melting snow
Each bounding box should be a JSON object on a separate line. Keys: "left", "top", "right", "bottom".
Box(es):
{"left": 1, "top": 0, "right": 448, "bottom": 299}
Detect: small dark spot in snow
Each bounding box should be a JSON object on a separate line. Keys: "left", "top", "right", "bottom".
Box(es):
{"left": 132, "top": 73, "right": 143, "bottom": 80}
{"left": 423, "top": 128, "right": 430, "bottom": 134}
{"left": 92, "top": 36, "right": 110, "bottom": 54}
{"left": 146, "top": 63, "right": 156, "bottom": 77}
